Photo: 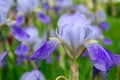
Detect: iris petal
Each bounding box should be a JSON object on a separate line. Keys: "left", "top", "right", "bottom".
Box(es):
{"left": 15, "top": 43, "right": 30, "bottom": 56}
{"left": 30, "top": 40, "right": 59, "bottom": 60}
{"left": 0, "top": 51, "right": 8, "bottom": 62}
{"left": 10, "top": 23, "right": 29, "bottom": 41}
{"left": 16, "top": 14, "right": 25, "bottom": 25}
{"left": 85, "top": 42, "right": 112, "bottom": 71}
{"left": 37, "top": 11, "right": 50, "bottom": 24}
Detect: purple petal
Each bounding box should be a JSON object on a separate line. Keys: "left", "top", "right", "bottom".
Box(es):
{"left": 46, "top": 55, "right": 52, "bottom": 63}
{"left": 82, "top": 50, "right": 88, "bottom": 58}
{"left": 15, "top": 43, "right": 30, "bottom": 56}
{"left": 85, "top": 42, "right": 113, "bottom": 71}
{"left": 16, "top": 56, "right": 27, "bottom": 65}
{"left": 16, "top": 14, "right": 25, "bottom": 25}
{"left": 102, "top": 38, "right": 112, "bottom": 45}
{"left": 43, "top": 2, "right": 51, "bottom": 10}
{"left": 37, "top": 11, "right": 50, "bottom": 24}
{"left": 0, "top": 51, "right": 8, "bottom": 62}
{"left": 30, "top": 40, "right": 59, "bottom": 60}
{"left": 100, "top": 21, "right": 110, "bottom": 30}
{"left": 10, "top": 23, "right": 29, "bottom": 41}
{"left": 1, "top": 61, "right": 6, "bottom": 67}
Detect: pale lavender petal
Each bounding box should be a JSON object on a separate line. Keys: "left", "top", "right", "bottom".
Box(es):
{"left": 100, "top": 21, "right": 110, "bottom": 30}
{"left": 30, "top": 40, "right": 59, "bottom": 60}
{"left": 25, "top": 26, "right": 39, "bottom": 44}
{"left": 0, "top": 51, "right": 8, "bottom": 62}
{"left": 16, "top": 14, "right": 25, "bottom": 25}
{"left": 37, "top": 11, "right": 50, "bottom": 24}
{"left": 97, "top": 10, "right": 106, "bottom": 22}
{"left": 102, "top": 38, "right": 112, "bottom": 45}
{"left": 17, "top": 0, "right": 39, "bottom": 13}
{"left": 10, "top": 23, "right": 29, "bottom": 41}
{"left": 77, "top": 4, "right": 88, "bottom": 14}
{"left": 15, "top": 43, "right": 30, "bottom": 56}
{"left": 20, "top": 69, "right": 46, "bottom": 80}
{"left": 56, "top": 0, "right": 73, "bottom": 8}
{"left": 91, "top": 25, "right": 103, "bottom": 39}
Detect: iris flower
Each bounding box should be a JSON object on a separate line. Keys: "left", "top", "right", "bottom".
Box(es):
{"left": 30, "top": 12, "right": 120, "bottom": 79}
{"left": 0, "top": 0, "right": 12, "bottom": 25}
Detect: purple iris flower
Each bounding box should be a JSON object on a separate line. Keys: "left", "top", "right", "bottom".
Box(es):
{"left": 24, "top": 26, "right": 39, "bottom": 45}
{"left": 16, "top": 14, "right": 25, "bottom": 25}
{"left": 56, "top": 0, "right": 73, "bottom": 8}
{"left": 97, "top": 10, "right": 106, "bottom": 22}
{"left": 100, "top": 21, "right": 110, "bottom": 30}
{"left": 43, "top": 2, "right": 51, "bottom": 10}
{"left": 102, "top": 38, "right": 112, "bottom": 45}
{"left": 0, "top": 0, "right": 12, "bottom": 25}
{"left": 17, "top": 0, "right": 40, "bottom": 13}
{"left": 15, "top": 43, "right": 30, "bottom": 56}
{"left": 0, "top": 51, "right": 9, "bottom": 62}
{"left": 20, "top": 69, "right": 46, "bottom": 80}
{"left": 30, "top": 12, "right": 120, "bottom": 79}
{"left": 88, "top": 12, "right": 95, "bottom": 22}
{"left": 77, "top": 4, "right": 88, "bottom": 14}
{"left": 37, "top": 11, "right": 51, "bottom": 24}
{"left": 10, "top": 23, "right": 29, "bottom": 41}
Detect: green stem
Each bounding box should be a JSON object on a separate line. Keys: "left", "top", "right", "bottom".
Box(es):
{"left": 69, "top": 60, "right": 79, "bottom": 80}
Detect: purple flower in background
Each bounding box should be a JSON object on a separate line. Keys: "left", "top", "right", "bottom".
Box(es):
{"left": 0, "top": 51, "right": 9, "bottom": 62}
{"left": 77, "top": 4, "right": 88, "bottom": 14}
{"left": 88, "top": 12, "right": 95, "bottom": 22}
{"left": 37, "top": 11, "right": 51, "bottom": 24}
{"left": 43, "top": 2, "right": 51, "bottom": 10}
{"left": 17, "top": 0, "right": 40, "bottom": 13}
{"left": 0, "top": 0, "right": 12, "bottom": 25}
{"left": 20, "top": 69, "right": 46, "bottom": 80}
{"left": 24, "top": 26, "right": 39, "bottom": 44}
{"left": 16, "top": 56, "right": 27, "bottom": 65}
{"left": 16, "top": 14, "right": 25, "bottom": 25}
{"left": 102, "top": 38, "right": 112, "bottom": 45}
{"left": 56, "top": 0, "right": 73, "bottom": 8}
{"left": 100, "top": 21, "right": 110, "bottom": 30}
{"left": 97, "top": 10, "right": 106, "bottom": 22}
{"left": 10, "top": 23, "right": 29, "bottom": 41}
{"left": 30, "top": 12, "right": 120, "bottom": 79}
{"left": 91, "top": 25, "right": 103, "bottom": 39}
{"left": 15, "top": 43, "right": 30, "bottom": 56}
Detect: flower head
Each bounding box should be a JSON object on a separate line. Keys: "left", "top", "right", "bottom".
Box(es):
{"left": 57, "top": 11, "right": 93, "bottom": 59}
